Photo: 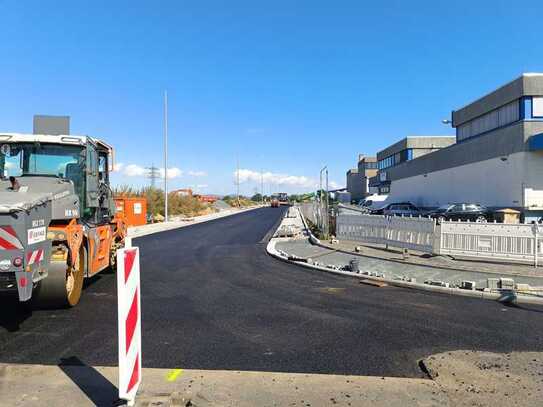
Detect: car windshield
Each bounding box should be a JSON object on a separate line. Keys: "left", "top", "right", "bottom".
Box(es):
{"left": 0, "top": 142, "right": 84, "bottom": 178}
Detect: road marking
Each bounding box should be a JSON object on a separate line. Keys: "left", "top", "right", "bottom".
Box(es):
{"left": 166, "top": 368, "right": 183, "bottom": 382}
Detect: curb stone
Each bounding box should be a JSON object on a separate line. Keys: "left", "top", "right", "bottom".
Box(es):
{"left": 267, "top": 208, "right": 543, "bottom": 306}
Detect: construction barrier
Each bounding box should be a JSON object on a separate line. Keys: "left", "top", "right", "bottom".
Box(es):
{"left": 438, "top": 221, "right": 543, "bottom": 266}
{"left": 336, "top": 213, "right": 436, "bottom": 253}
{"left": 334, "top": 210, "right": 543, "bottom": 266}
{"left": 117, "top": 246, "right": 142, "bottom": 405}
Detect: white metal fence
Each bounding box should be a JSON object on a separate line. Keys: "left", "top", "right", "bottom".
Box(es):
{"left": 333, "top": 210, "right": 543, "bottom": 266}
{"left": 437, "top": 221, "right": 543, "bottom": 266}
{"left": 336, "top": 213, "right": 436, "bottom": 253}
{"left": 300, "top": 202, "right": 543, "bottom": 266}
{"left": 299, "top": 202, "right": 320, "bottom": 226}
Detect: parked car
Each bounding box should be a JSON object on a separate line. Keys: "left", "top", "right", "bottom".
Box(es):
{"left": 427, "top": 203, "right": 493, "bottom": 223}
{"left": 382, "top": 202, "right": 422, "bottom": 217}
{"left": 357, "top": 194, "right": 388, "bottom": 213}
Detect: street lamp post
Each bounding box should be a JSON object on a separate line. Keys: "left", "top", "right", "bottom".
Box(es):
{"left": 320, "top": 166, "right": 328, "bottom": 238}
{"left": 236, "top": 156, "right": 240, "bottom": 207}
{"left": 164, "top": 90, "right": 169, "bottom": 222}
{"left": 261, "top": 169, "right": 264, "bottom": 204}
{"left": 325, "top": 167, "right": 329, "bottom": 238}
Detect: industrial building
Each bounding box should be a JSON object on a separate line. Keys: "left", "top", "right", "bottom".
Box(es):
{"left": 370, "top": 136, "right": 455, "bottom": 195}
{"left": 346, "top": 155, "right": 377, "bottom": 202}
{"left": 377, "top": 73, "right": 543, "bottom": 222}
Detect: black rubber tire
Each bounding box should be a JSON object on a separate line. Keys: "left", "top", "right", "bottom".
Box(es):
{"left": 475, "top": 216, "right": 487, "bottom": 223}
{"left": 33, "top": 246, "right": 86, "bottom": 309}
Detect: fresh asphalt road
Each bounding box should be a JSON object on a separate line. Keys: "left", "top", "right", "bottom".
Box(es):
{"left": 1, "top": 207, "right": 543, "bottom": 378}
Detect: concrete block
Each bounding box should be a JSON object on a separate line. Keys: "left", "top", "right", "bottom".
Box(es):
{"left": 349, "top": 259, "right": 360, "bottom": 273}
{"left": 425, "top": 280, "right": 450, "bottom": 288}
{"left": 515, "top": 283, "right": 531, "bottom": 291}
{"left": 487, "top": 278, "right": 500, "bottom": 290}
{"left": 461, "top": 281, "right": 477, "bottom": 290}
{"left": 499, "top": 278, "right": 515, "bottom": 290}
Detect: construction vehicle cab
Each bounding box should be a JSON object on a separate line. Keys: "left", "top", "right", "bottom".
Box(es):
{"left": 0, "top": 133, "right": 126, "bottom": 307}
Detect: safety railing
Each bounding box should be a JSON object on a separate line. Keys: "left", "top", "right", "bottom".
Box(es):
{"left": 336, "top": 213, "right": 436, "bottom": 253}
{"left": 437, "top": 221, "right": 543, "bottom": 266}
{"left": 335, "top": 213, "right": 543, "bottom": 266}
{"left": 299, "top": 202, "right": 319, "bottom": 226}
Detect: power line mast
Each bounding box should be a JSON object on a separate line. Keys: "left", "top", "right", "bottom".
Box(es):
{"left": 145, "top": 164, "right": 161, "bottom": 188}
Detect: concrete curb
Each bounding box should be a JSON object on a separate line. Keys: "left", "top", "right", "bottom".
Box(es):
{"left": 267, "top": 209, "right": 543, "bottom": 306}
{"left": 296, "top": 206, "right": 321, "bottom": 245}
{"left": 259, "top": 206, "right": 289, "bottom": 244}
{"left": 315, "top": 240, "right": 543, "bottom": 280}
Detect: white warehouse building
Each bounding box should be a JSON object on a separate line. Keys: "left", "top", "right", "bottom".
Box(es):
{"left": 379, "top": 73, "right": 543, "bottom": 222}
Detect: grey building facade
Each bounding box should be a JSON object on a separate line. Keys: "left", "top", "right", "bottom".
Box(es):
{"left": 346, "top": 155, "right": 377, "bottom": 201}
{"left": 382, "top": 73, "right": 543, "bottom": 221}
{"left": 346, "top": 168, "right": 363, "bottom": 201}
{"left": 375, "top": 136, "right": 455, "bottom": 194}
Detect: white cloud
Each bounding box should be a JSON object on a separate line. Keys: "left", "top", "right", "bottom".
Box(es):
{"left": 123, "top": 164, "right": 146, "bottom": 177}
{"left": 329, "top": 181, "right": 342, "bottom": 189}
{"left": 188, "top": 170, "right": 207, "bottom": 177}
{"left": 234, "top": 169, "right": 317, "bottom": 189}
{"left": 159, "top": 167, "right": 183, "bottom": 179}
{"left": 113, "top": 162, "right": 124, "bottom": 172}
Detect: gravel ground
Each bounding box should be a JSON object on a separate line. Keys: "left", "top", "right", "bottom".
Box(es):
{"left": 421, "top": 349, "right": 543, "bottom": 406}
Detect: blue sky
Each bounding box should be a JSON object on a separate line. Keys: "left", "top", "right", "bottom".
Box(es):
{"left": 1, "top": 0, "right": 542, "bottom": 196}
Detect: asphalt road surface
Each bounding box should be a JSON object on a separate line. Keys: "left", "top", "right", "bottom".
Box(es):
{"left": 1, "top": 207, "right": 543, "bottom": 378}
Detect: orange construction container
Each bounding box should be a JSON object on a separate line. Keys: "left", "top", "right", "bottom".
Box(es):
{"left": 114, "top": 197, "right": 147, "bottom": 227}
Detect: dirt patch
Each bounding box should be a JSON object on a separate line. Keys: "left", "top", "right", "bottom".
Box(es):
{"left": 317, "top": 287, "right": 346, "bottom": 294}
{"left": 360, "top": 279, "right": 388, "bottom": 288}
{"left": 421, "top": 350, "right": 543, "bottom": 406}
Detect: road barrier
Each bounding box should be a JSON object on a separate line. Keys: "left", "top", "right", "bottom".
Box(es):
{"left": 303, "top": 203, "right": 543, "bottom": 267}
{"left": 336, "top": 213, "right": 436, "bottom": 253}
{"left": 437, "top": 221, "right": 543, "bottom": 266}
{"left": 299, "top": 201, "right": 319, "bottom": 226}
{"left": 117, "top": 246, "right": 142, "bottom": 406}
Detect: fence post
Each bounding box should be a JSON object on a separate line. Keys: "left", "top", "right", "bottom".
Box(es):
{"left": 432, "top": 219, "right": 440, "bottom": 255}
{"left": 534, "top": 223, "right": 539, "bottom": 268}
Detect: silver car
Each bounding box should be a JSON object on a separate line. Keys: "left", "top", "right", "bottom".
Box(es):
{"left": 382, "top": 202, "right": 421, "bottom": 217}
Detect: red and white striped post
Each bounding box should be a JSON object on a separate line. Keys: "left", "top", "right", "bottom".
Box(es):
{"left": 117, "top": 246, "right": 142, "bottom": 406}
